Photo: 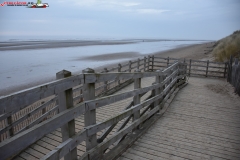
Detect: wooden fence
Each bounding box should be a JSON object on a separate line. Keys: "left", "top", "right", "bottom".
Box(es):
{"left": 0, "top": 55, "right": 226, "bottom": 160}
{"left": 227, "top": 56, "right": 240, "bottom": 95}
{"left": 152, "top": 56, "right": 227, "bottom": 78}
{"left": 0, "top": 57, "right": 147, "bottom": 142}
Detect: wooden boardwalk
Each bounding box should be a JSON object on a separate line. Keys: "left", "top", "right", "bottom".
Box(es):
{"left": 119, "top": 77, "right": 240, "bottom": 160}
{"left": 13, "top": 77, "right": 155, "bottom": 159}
{"left": 1, "top": 57, "right": 237, "bottom": 160}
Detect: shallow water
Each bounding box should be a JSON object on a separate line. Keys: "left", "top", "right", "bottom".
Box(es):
{"left": 0, "top": 40, "right": 206, "bottom": 94}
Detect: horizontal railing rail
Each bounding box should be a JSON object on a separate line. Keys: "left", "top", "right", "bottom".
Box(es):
{"left": 0, "top": 60, "right": 187, "bottom": 160}
{"left": 0, "top": 56, "right": 152, "bottom": 142}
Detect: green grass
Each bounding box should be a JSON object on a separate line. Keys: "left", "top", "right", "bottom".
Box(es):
{"left": 213, "top": 30, "right": 240, "bottom": 62}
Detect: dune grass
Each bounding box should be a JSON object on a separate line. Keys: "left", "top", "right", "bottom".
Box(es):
{"left": 213, "top": 30, "right": 240, "bottom": 62}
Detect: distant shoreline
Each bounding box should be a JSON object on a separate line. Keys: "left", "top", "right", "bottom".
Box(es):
{"left": 0, "top": 39, "right": 211, "bottom": 51}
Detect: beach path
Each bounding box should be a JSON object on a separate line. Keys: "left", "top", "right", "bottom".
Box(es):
{"left": 119, "top": 77, "right": 240, "bottom": 160}
{"left": 13, "top": 77, "right": 155, "bottom": 159}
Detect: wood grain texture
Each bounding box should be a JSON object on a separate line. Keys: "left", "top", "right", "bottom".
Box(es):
{"left": 118, "top": 77, "right": 240, "bottom": 160}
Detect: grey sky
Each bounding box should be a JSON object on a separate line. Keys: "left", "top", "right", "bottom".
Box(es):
{"left": 0, "top": 0, "right": 239, "bottom": 40}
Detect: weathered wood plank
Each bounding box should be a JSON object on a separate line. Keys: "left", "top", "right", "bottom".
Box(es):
{"left": 146, "top": 126, "right": 240, "bottom": 154}
{"left": 0, "top": 103, "right": 85, "bottom": 160}
{"left": 86, "top": 70, "right": 178, "bottom": 111}
{"left": 84, "top": 71, "right": 165, "bottom": 84}
{"left": 133, "top": 70, "right": 141, "bottom": 126}
{"left": 56, "top": 70, "right": 77, "bottom": 160}
{"left": 86, "top": 94, "right": 163, "bottom": 136}
{"left": 0, "top": 74, "right": 83, "bottom": 115}
{"left": 41, "top": 130, "right": 87, "bottom": 160}
{"left": 83, "top": 68, "right": 98, "bottom": 152}
{"left": 81, "top": 103, "right": 160, "bottom": 160}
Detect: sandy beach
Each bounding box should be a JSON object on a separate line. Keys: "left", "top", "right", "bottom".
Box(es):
{"left": 92, "top": 42, "right": 215, "bottom": 72}
{"left": 0, "top": 41, "right": 215, "bottom": 96}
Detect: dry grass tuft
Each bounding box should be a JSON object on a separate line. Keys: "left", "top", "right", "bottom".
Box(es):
{"left": 213, "top": 30, "right": 240, "bottom": 62}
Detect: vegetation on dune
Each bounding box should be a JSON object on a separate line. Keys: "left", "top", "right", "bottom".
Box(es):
{"left": 213, "top": 30, "right": 240, "bottom": 62}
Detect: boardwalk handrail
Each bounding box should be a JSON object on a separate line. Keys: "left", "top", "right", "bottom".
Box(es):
{"left": 0, "top": 56, "right": 151, "bottom": 141}
{"left": 0, "top": 60, "right": 187, "bottom": 159}
{"left": 152, "top": 56, "right": 227, "bottom": 78}
{"left": 42, "top": 62, "right": 186, "bottom": 160}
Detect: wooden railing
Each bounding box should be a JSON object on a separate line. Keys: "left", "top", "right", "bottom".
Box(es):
{"left": 0, "top": 59, "right": 188, "bottom": 160}
{"left": 0, "top": 57, "right": 150, "bottom": 142}
{"left": 152, "top": 56, "right": 227, "bottom": 78}
{"left": 227, "top": 56, "right": 240, "bottom": 95}
{"left": 0, "top": 55, "right": 227, "bottom": 160}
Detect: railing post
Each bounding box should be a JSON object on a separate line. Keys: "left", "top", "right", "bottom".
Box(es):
{"left": 129, "top": 60, "right": 132, "bottom": 72}
{"left": 155, "top": 70, "right": 162, "bottom": 111}
{"left": 41, "top": 101, "right": 47, "bottom": 121}
{"left": 159, "top": 74, "right": 167, "bottom": 110}
{"left": 184, "top": 62, "right": 187, "bottom": 81}
{"left": 206, "top": 60, "right": 209, "bottom": 77}
{"left": 167, "top": 57, "right": 170, "bottom": 67}
{"left": 189, "top": 59, "right": 192, "bottom": 76}
{"left": 152, "top": 55, "right": 154, "bottom": 71}
{"left": 227, "top": 56, "right": 233, "bottom": 83}
{"left": 148, "top": 55, "right": 150, "bottom": 71}
{"left": 80, "top": 88, "right": 83, "bottom": 103}
{"left": 56, "top": 70, "right": 77, "bottom": 160}
{"left": 144, "top": 56, "right": 147, "bottom": 72}
{"left": 83, "top": 68, "right": 97, "bottom": 151}
{"left": 224, "top": 62, "right": 227, "bottom": 78}
{"left": 133, "top": 69, "right": 141, "bottom": 128}
{"left": 7, "top": 116, "right": 14, "bottom": 137}
{"left": 118, "top": 63, "right": 122, "bottom": 85}
{"left": 104, "top": 68, "right": 108, "bottom": 92}
{"left": 137, "top": 58, "right": 140, "bottom": 69}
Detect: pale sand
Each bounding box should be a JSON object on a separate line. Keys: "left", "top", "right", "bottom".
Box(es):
{"left": 0, "top": 42, "right": 216, "bottom": 96}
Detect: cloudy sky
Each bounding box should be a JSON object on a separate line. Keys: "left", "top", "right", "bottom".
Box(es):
{"left": 0, "top": 0, "right": 239, "bottom": 40}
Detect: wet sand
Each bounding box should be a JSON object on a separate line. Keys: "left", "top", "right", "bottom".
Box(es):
{"left": 0, "top": 40, "right": 137, "bottom": 51}
{"left": 92, "top": 42, "right": 215, "bottom": 72}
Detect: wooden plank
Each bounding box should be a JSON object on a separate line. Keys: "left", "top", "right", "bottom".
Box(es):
{"left": 86, "top": 82, "right": 161, "bottom": 110}
{"left": 83, "top": 68, "right": 98, "bottom": 152}
{"left": 164, "top": 112, "right": 240, "bottom": 128}
{"left": 41, "top": 130, "right": 87, "bottom": 160}
{"left": 19, "top": 151, "right": 39, "bottom": 160}
{"left": 147, "top": 56, "right": 150, "bottom": 71}
{"left": 86, "top": 94, "right": 163, "bottom": 136}
{"left": 0, "top": 74, "right": 83, "bottom": 115}
{"left": 56, "top": 70, "right": 77, "bottom": 160}
{"left": 133, "top": 70, "right": 141, "bottom": 124}
{"left": 24, "top": 147, "right": 45, "bottom": 159}
{"left": 147, "top": 126, "right": 240, "bottom": 154}
{"left": 81, "top": 103, "right": 160, "bottom": 160}
{"left": 17, "top": 106, "right": 57, "bottom": 135}
{"left": 86, "top": 70, "right": 178, "bottom": 111}
{"left": 126, "top": 148, "right": 161, "bottom": 160}
{"left": 104, "top": 85, "right": 181, "bottom": 160}
{"left": 134, "top": 141, "right": 211, "bottom": 160}
{"left": 84, "top": 71, "right": 166, "bottom": 84}
{"left": 0, "top": 103, "right": 85, "bottom": 160}
{"left": 121, "top": 151, "right": 149, "bottom": 160}
{"left": 128, "top": 146, "right": 186, "bottom": 160}
{"left": 153, "top": 117, "right": 240, "bottom": 140}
